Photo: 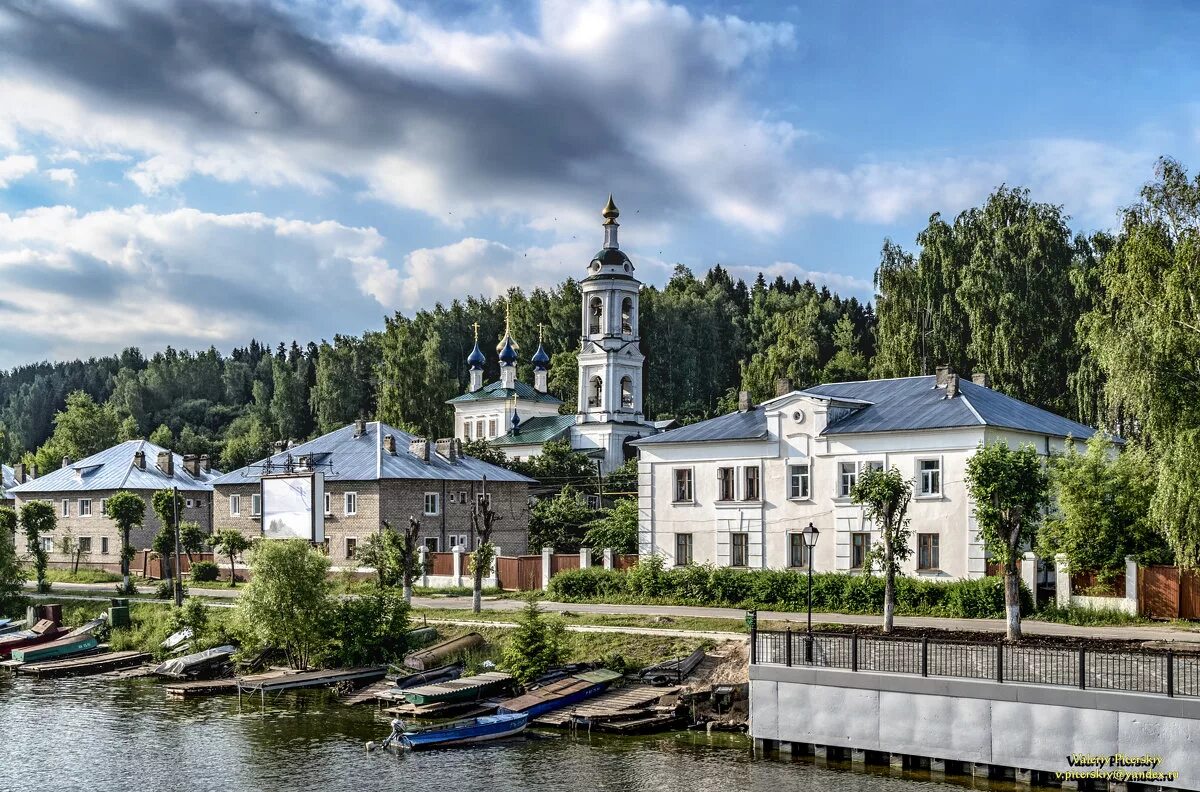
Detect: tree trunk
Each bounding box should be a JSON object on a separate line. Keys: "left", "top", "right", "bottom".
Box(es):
{"left": 402, "top": 582, "right": 412, "bottom": 604}
{"left": 121, "top": 530, "right": 130, "bottom": 592}
{"left": 883, "top": 569, "right": 895, "bottom": 634}
{"left": 228, "top": 554, "right": 236, "bottom": 587}
{"left": 472, "top": 564, "right": 483, "bottom": 614}
{"left": 1004, "top": 563, "right": 1022, "bottom": 641}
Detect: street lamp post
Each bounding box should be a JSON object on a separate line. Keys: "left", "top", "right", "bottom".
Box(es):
{"left": 802, "top": 521, "right": 819, "bottom": 662}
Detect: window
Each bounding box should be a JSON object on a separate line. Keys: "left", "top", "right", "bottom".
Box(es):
{"left": 788, "top": 533, "right": 810, "bottom": 568}
{"left": 586, "top": 494, "right": 601, "bottom": 509}
{"left": 185, "top": 498, "right": 193, "bottom": 509}
{"left": 77, "top": 537, "right": 91, "bottom": 553}
{"left": 423, "top": 537, "right": 440, "bottom": 552}
{"left": 839, "top": 462, "right": 858, "bottom": 498}
{"left": 344, "top": 492, "right": 358, "bottom": 516}
{"left": 918, "top": 534, "right": 940, "bottom": 570}
{"left": 788, "top": 464, "right": 810, "bottom": 500}
{"left": 194, "top": 497, "right": 204, "bottom": 508}
{"left": 865, "top": 461, "right": 884, "bottom": 474}
{"left": 100, "top": 498, "right": 108, "bottom": 517}
{"left": 458, "top": 491, "right": 467, "bottom": 504}
{"left": 230, "top": 494, "right": 241, "bottom": 517}
{"left": 475, "top": 419, "right": 485, "bottom": 438}
{"left": 345, "top": 537, "right": 357, "bottom": 560}
{"left": 743, "top": 466, "right": 760, "bottom": 501}
{"left": 100, "top": 537, "right": 109, "bottom": 555}
{"left": 620, "top": 376, "right": 633, "bottom": 409}
{"left": 675, "top": 533, "right": 693, "bottom": 566}
{"left": 621, "top": 296, "right": 634, "bottom": 335}
{"left": 589, "top": 296, "right": 603, "bottom": 335}
{"left": 851, "top": 532, "right": 871, "bottom": 570}
{"left": 475, "top": 493, "right": 492, "bottom": 510}
{"left": 462, "top": 422, "right": 472, "bottom": 440}
{"left": 79, "top": 499, "right": 92, "bottom": 517}
{"left": 488, "top": 418, "right": 498, "bottom": 438}
{"left": 588, "top": 375, "right": 603, "bottom": 408}
{"left": 424, "top": 493, "right": 440, "bottom": 516}
{"left": 730, "top": 533, "right": 749, "bottom": 567}
{"left": 450, "top": 534, "right": 469, "bottom": 550}
{"left": 919, "top": 459, "right": 942, "bottom": 496}
{"left": 61, "top": 499, "right": 70, "bottom": 517}
{"left": 41, "top": 537, "right": 54, "bottom": 553}
{"left": 672, "top": 468, "right": 693, "bottom": 503}
{"left": 717, "top": 467, "right": 735, "bottom": 501}
{"left": 250, "top": 494, "right": 262, "bottom": 517}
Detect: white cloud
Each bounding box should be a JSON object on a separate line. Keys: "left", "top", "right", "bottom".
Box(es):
{"left": 0, "top": 204, "right": 399, "bottom": 366}
{"left": 0, "top": 154, "right": 37, "bottom": 188}
{"left": 45, "top": 167, "right": 77, "bottom": 187}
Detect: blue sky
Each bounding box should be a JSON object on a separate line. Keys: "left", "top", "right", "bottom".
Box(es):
{"left": 0, "top": 0, "right": 1196, "bottom": 368}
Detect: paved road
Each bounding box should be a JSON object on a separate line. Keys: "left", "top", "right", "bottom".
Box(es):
{"left": 26, "top": 581, "right": 1200, "bottom": 644}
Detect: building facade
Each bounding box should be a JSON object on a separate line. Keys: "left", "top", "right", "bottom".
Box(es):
{"left": 633, "top": 371, "right": 1107, "bottom": 579}
{"left": 211, "top": 420, "right": 535, "bottom": 567}
{"left": 8, "top": 442, "right": 218, "bottom": 570}
{"left": 448, "top": 196, "right": 664, "bottom": 473}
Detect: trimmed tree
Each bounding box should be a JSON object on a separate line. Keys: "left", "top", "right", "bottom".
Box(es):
{"left": 19, "top": 500, "right": 55, "bottom": 593}
{"left": 851, "top": 466, "right": 913, "bottom": 634}
{"left": 105, "top": 490, "right": 146, "bottom": 593}
{"left": 965, "top": 442, "right": 1049, "bottom": 641}
{"left": 151, "top": 489, "right": 185, "bottom": 599}
{"left": 210, "top": 529, "right": 251, "bottom": 586}
{"left": 179, "top": 521, "right": 208, "bottom": 563}
{"left": 469, "top": 482, "right": 501, "bottom": 614}
{"left": 238, "top": 539, "right": 334, "bottom": 669}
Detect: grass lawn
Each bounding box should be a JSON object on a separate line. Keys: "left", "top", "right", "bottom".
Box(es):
{"left": 41, "top": 568, "right": 124, "bottom": 585}
{"left": 411, "top": 606, "right": 754, "bottom": 635}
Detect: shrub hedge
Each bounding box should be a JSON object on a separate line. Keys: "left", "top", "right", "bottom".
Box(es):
{"left": 546, "top": 558, "right": 1034, "bottom": 619}
{"left": 189, "top": 561, "right": 220, "bottom": 583}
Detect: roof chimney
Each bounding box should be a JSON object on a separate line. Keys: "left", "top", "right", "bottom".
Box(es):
{"left": 61, "top": 456, "right": 71, "bottom": 469}
{"left": 132, "top": 451, "right": 145, "bottom": 470}
{"left": 738, "top": 390, "right": 753, "bottom": 413}
{"left": 774, "top": 378, "right": 792, "bottom": 397}
{"left": 971, "top": 372, "right": 990, "bottom": 388}
{"left": 935, "top": 364, "right": 952, "bottom": 387}
{"left": 183, "top": 454, "right": 201, "bottom": 478}
{"left": 13, "top": 463, "right": 25, "bottom": 484}
{"left": 156, "top": 451, "right": 174, "bottom": 477}
{"left": 383, "top": 434, "right": 397, "bottom": 455}
{"left": 408, "top": 438, "right": 430, "bottom": 462}
{"left": 945, "top": 373, "right": 960, "bottom": 399}
{"left": 200, "top": 454, "right": 211, "bottom": 473}
{"left": 29, "top": 465, "right": 37, "bottom": 480}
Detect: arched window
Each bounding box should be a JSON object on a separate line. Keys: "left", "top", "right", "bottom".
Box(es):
{"left": 588, "top": 375, "right": 603, "bottom": 408}
{"left": 589, "top": 296, "right": 604, "bottom": 335}
{"left": 621, "top": 376, "right": 634, "bottom": 409}
{"left": 621, "top": 297, "right": 634, "bottom": 335}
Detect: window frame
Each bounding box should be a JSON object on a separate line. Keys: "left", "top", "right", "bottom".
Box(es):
{"left": 423, "top": 536, "right": 440, "bottom": 552}
{"left": 229, "top": 494, "right": 241, "bottom": 517}
{"left": 788, "top": 463, "right": 811, "bottom": 500}
{"left": 918, "top": 533, "right": 940, "bottom": 571}
{"left": 474, "top": 419, "right": 485, "bottom": 439}
{"left": 672, "top": 467, "right": 694, "bottom": 504}
{"left": 77, "top": 536, "right": 92, "bottom": 553}
{"left": 345, "top": 536, "right": 358, "bottom": 561}
{"left": 851, "top": 531, "right": 871, "bottom": 570}
{"left": 675, "top": 533, "right": 693, "bottom": 566}
{"left": 716, "top": 467, "right": 735, "bottom": 502}
{"left": 730, "top": 532, "right": 750, "bottom": 568}
{"left": 838, "top": 462, "right": 858, "bottom": 498}
{"left": 788, "top": 533, "right": 810, "bottom": 568}
{"left": 250, "top": 493, "right": 262, "bottom": 517}
{"left": 488, "top": 418, "right": 497, "bottom": 438}
{"left": 743, "top": 465, "right": 761, "bottom": 502}
{"left": 344, "top": 491, "right": 358, "bottom": 516}
{"left": 100, "top": 498, "right": 108, "bottom": 517}
{"left": 100, "top": 536, "right": 109, "bottom": 555}
{"left": 185, "top": 498, "right": 194, "bottom": 509}
{"left": 78, "top": 498, "right": 92, "bottom": 517}
{"left": 61, "top": 499, "right": 70, "bottom": 517}
{"left": 424, "top": 492, "right": 440, "bottom": 516}
{"left": 324, "top": 492, "right": 332, "bottom": 516}
{"left": 918, "top": 458, "right": 943, "bottom": 497}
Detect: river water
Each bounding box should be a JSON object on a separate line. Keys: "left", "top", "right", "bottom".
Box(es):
{"left": 0, "top": 673, "right": 975, "bottom": 792}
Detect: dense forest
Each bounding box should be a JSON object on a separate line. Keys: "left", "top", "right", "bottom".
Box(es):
{"left": 4, "top": 157, "right": 1200, "bottom": 565}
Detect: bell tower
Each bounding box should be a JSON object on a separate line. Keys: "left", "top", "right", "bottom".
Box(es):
{"left": 576, "top": 195, "right": 644, "bottom": 431}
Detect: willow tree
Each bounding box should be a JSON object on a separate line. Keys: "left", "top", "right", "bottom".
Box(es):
{"left": 1081, "top": 158, "right": 1200, "bottom": 566}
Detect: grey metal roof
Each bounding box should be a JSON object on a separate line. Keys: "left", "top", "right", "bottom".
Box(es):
{"left": 491, "top": 415, "right": 575, "bottom": 447}
{"left": 632, "top": 409, "right": 767, "bottom": 446}
{"left": 1, "top": 464, "right": 14, "bottom": 500}
{"left": 9, "top": 440, "right": 221, "bottom": 494}
{"left": 212, "top": 421, "right": 535, "bottom": 486}
{"left": 446, "top": 380, "right": 563, "bottom": 405}
{"left": 635, "top": 375, "right": 1107, "bottom": 447}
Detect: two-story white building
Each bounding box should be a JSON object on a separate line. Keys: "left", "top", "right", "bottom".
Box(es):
{"left": 632, "top": 369, "right": 1107, "bottom": 580}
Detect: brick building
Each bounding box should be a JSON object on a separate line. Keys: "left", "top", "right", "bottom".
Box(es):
{"left": 211, "top": 420, "right": 535, "bottom": 567}
{"left": 8, "top": 441, "right": 218, "bottom": 571}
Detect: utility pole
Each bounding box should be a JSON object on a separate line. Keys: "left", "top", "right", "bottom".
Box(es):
{"left": 595, "top": 459, "right": 603, "bottom": 507}
{"left": 172, "top": 485, "right": 183, "bottom": 607}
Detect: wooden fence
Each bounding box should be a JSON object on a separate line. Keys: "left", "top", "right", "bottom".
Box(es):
{"left": 135, "top": 550, "right": 215, "bottom": 580}
{"left": 428, "top": 552, "right": 455, "bottom": 577}
{"left": 1139, "top": 565, "right": 1200, "bottom": 620}
{"left": 496, "top": 555, "right": 544, "bottom": 591}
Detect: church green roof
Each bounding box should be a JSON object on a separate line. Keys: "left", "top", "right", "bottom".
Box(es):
{"left": 490, "top": 415, "right": 576, "bottom": 447}
{"left": 447, "top": 380, "right": 563, "bottom": 405}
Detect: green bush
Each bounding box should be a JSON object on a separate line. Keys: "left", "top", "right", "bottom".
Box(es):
{"left": 329, "top": 585, "right": 411, "bottom": 666}
{"left": 546, "top": 557, "right": 1033, "bottom": 619}
{"left": 190, "top": 561, "right": 219, "bottom": 583}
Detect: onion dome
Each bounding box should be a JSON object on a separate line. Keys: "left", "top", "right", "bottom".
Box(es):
{"left": 531, "top": 342, "right": 550, "bottom": 371}
{"left": 498, "top": 336, "right": 518, "bottom": 366}
{"left": 602, "top": 194, "right": 620, "bottom": 224}
{"left": 510, "top": 410, "right": 521, "bottom": 433}
{"left": 467, "top": 340, "right": 486, "bottom": 370}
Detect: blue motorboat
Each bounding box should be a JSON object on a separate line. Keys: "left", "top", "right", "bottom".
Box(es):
{"left": 379, "top": 712, "right": 528, "bottom": 751}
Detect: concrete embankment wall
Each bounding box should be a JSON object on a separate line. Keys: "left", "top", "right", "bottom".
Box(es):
{"left": 751, "top": 664, "right": 1200, "bottom": 790}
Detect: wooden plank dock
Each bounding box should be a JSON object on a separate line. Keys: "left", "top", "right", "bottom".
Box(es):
{"left": 17, "top": 650, "right": 151, "bottom": 679}
{"left": 236, "top": 666, "right": 386, "bottom": 694}
{"left": 533, "top": 684, "right": 679, "bottom": 727}
{"left": 338, "top": 679, "right": 394, "bottom": 706}
{"left": 165, "top": 679, "right": 239, "bottom": 698}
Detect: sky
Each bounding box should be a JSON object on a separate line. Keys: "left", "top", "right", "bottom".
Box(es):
{"left": 0, "top": 0, "right": 1197, "bottom": 369}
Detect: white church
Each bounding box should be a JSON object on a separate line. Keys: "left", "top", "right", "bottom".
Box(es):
{"left": 447, "top": 196, "right": 666, "bottom": 472}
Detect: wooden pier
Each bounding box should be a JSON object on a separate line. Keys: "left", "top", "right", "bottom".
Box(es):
{"left": 236, "top": 666, "right": 386, "bottom": 695}
{"left": 164, "top": 679, "right": 239, "bottom": 698}
{"left": 16, "top": 650, "right": 151, "bottom": 679}
{"left": 533, "top": 684, "right": 678, "bottom": 727}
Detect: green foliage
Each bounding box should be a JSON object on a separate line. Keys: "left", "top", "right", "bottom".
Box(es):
{"left": 501, "top": 599, "right": 566, "bottom": 683}
{"left": 1151, "top": 431, "right": 1200, "bottom": 568}
{"left": 528, "top": 485, "right": 600, "bottom": 552}
{"left": 105, "top": 490, "right": 145, "bottom": 581}
{"left": 357, "top": 524, "right": 423, "bottom": 589}
{"left": 1033, "top": 602, "right": 1146, "bottom": 627}
{"left": 965, "top": 442, "right": 1049, "bottom": 568}
{"left": 583, "top": 497, "right": 638, "bottom": 553}
{"left": 237, "top": 539, "right": 334, "bottom": 669}
{"left": 1040, "top": 435, "right": 1164, "bottom": 574}
{"left": 149, "top": 423, "right": 174, "bottom": 448}
{"left": 178, "top": 521, "right": 208, "bottom": 561}
{"left": 513, "top": 439, "right": 597, "bottom": 485}
{"left": 210, "top": 529, "right": 252, "bottom": 586}
{"left": 329, "top": 585, "right": 410, "bottom": 666}
{"left": 151, "top": 489, "right": 186, "bottom": 578}
{"left": 0, "top": 507, "right": 25, "bottom": 617}
{"left": 28, "top": 390, "right": 122, "bottom": 477}
{"left": 604, "top": 458, "right": 639, "bottom": 497}
{"left": 459, "top": 439, "right": 510, "bottom": 467}
{"left": 190, "top": 560, "right": 220, "bottom": 582}
{"left": 546, "top": 563, "right": 1033, "bottom": 618}
{"left": 19, "top": 499, "right": 54, "bottom": 593}
{"left": 851, "top": 466, "right": 913, "bottom": 576}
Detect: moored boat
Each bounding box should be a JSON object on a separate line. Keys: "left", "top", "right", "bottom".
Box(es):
{"left": 0, "top": 620, "right": 64, "bottom": 659}
{"left": 401, "top": 671, "right": 513, "bottom": 706}
{"left": 11, "top": 633, "right": 99, "bottom": 664}
{"left": 377, "top": 712, "right": 528, "bottom": 751}
{"left": 497, "top": 669, "right": 623, "bottom": 719}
